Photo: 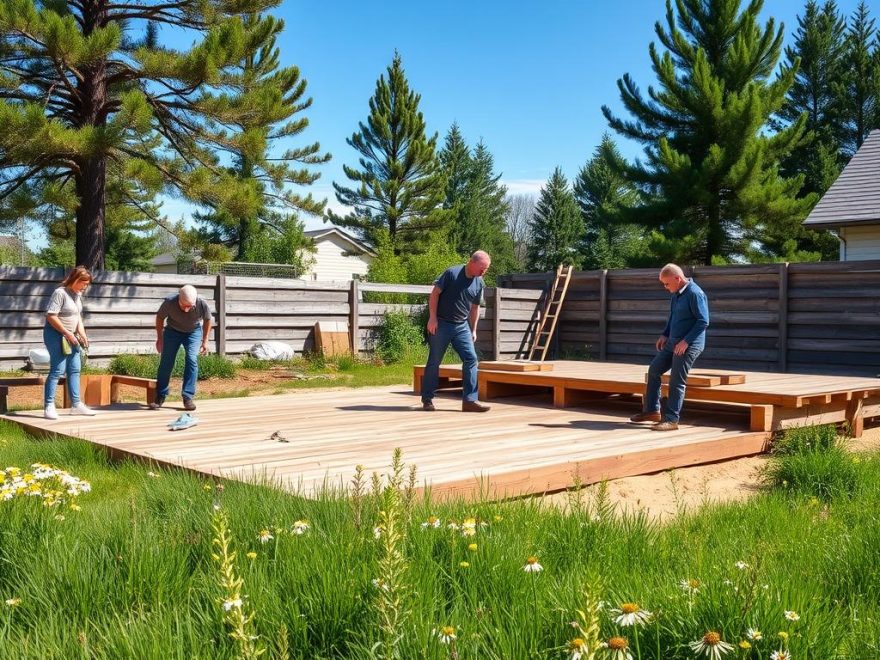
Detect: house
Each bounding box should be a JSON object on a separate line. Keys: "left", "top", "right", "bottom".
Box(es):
{"left": 150, "top": 251, "right": 179, "bottom": 274}
{"left": 802, "top": 129, "right": 880, "bottom": 261}
{"left": 302, "top": 227, "right": 375, "bottom": 281}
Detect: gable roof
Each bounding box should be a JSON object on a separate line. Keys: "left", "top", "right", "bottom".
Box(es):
{"left": 305, "top": 226, "right": 377, "bottom": 257}
{"left": 803, "top": 129, "right": 880, "bottom": 228}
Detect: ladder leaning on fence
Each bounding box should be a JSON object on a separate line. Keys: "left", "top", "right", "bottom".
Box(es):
{"left": 527, "top": 264, "right": 574, "bottom": 362}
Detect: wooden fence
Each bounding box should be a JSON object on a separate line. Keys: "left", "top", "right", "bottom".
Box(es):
{"left": 0, "top": 267, "right": 544, "bottom": 370}
{"left": 498, "top": 260, "right": 880, "bottom": 377}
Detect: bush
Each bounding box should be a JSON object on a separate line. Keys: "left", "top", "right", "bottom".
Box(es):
{"left": 375, "top": 311, "right": 425, "bottom": 364}
{"left": 109, "top": 352, "right": 237, "bottom": 380}
{"left": 764, "top": 425, "right": 859, "bottom": 501}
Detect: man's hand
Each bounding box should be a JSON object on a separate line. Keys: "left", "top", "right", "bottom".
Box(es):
{"left": 655, "top": 335, "right": 667, "bottom": 351}
{"left": 673, "top": 339, "right": 689, "bottom": 356}
{"left": 471, "top": 329, "right": 478, "bottom": 342}
{"left": 426, "top": 317, "right": 438, "bottom": 335}
{"left": 78, "top": 334, "right": 89, "bottom": 349}
{"left": 200, "top": 340, "right": 209, "bottom": 356}
{"left": 65, "top": 332, "right": 79, "bottom": 346}
{"left": 155, "top": 337, "right": 163, "bottom": 354}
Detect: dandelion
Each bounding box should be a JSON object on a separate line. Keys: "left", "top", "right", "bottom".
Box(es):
{"left": 738, "top": 640, "right": 751, "bottom": 650}
{"left": 610, "top": 602, "right": 652, "bottom": 627}
{"left": 258, "top": 529, "right": 274, "bottom": 544}
{"left": 784, "top": 610, "right": 800, "bottom": 622}
{"left": 567, "top": 637, "right": 588, "bottom": 660}
{"left": 746, "top": 628, "right": 763, "bottom": 641}
{"left": 734, "top": 561, "right": 749, "bottom": 571}
{"left": 434, "top": 625, "right": 456, "bottom": 644}
{"left": 5, "top": 597, "right": 21, "bottom": 607}
{"left": 689, "top": 631, "right": 734, "bottom": 659}
{"left": 680, "top": 578, "right": 702, "bottom": 594}
{"left": 604, "top": 636, "right": 634, "bottom": 660}
{"left": 203, "top": 484, "right": 212, "bottom": 491}
{"left": 222, "top": 597, "right": 243, "bottom": 611}
{"left": 459, "top": 561, "right": 470, "bottom": 568}
{"left": 291, "top": 520, "right": 310, "bottom": 535}
{"left": 777, "top": 631, "right": 789, "bottom": 641}
{"left": 69, "top": 503, "right": 81, "bottom": 512}
{"left": 461, "top": 517, "right": 477, "bottom": 537}
{"left": 770, "top": 651, "right": 792, "bottom": 660}
{"left": 421, "top": 515, "right": 441, "bottom": 529}
{"left": 493, "top": 514, "right": 503, "bottom": 522}
{"left": 246, "top": 552, "right": 257, "bottom": 560}
{"left": 468, "top": 543, "right": 478, "bottom": 552}
{"left": 523, "top": 556, "right": 543, "bottom": 573}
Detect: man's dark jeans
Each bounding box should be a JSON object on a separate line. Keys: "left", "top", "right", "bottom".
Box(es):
{"left": 421, "top": 320, "right": 478, "bottom": 403}
{"left": 643, "top": 343, "right": 703, "bottom": 423}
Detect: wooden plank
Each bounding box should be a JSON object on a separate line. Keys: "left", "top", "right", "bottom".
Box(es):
{"left": 492, "top": 287, "right": 502, "bottom": 361}
{"left": 314, "top": 321, "right": 349, "bottom": 357}
{"left": 216, "top": 273, "right": 226, "bottom": 356}
{"left": 598, "top": 269, "right": 608, "bottom": 361}
{"left": 349, "top": 279, "right": 360, "bottom": 355}
{"left": 478, "top": 361, "right": 554, "bottom": 372}
{"left": 750, "top": 404, "right": 773, "bottom": 432}
{"left": 778, "top": 262, "right": 788, "bottom": 372}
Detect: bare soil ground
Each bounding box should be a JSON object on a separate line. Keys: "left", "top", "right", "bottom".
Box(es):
{"left": 8, "top": 373, "right": 880, "bottom": 520}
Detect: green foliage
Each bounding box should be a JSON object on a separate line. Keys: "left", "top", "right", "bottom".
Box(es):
{"left": 375, "top": 310, "right": 425, "bottom": 364}
{"left": 764, "top": 425, "right": 859, "bottom": 500}
{"left": 108, "top": 352, "right": 236, "bottom": 380}
{"left": 328, "top": 53, "right": 447, "bottom": 253}
{"left": 527, "top": 167, "right": 583, "bottom": 272}
{"left": 835, "top": 2, "right": 880, "bottom": 157}
{"left": 602, "top": 0, "right": 815, "bottom": 264}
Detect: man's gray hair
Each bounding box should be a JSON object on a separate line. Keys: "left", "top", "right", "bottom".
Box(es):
{"left": 659, "top": 263, "right": 685, "bottom": 278}
{"left": 470, "top": 250, "right": 491, "bottom": 264}
{"left": 179, "top": 284, "right": 198, "bottom": 303}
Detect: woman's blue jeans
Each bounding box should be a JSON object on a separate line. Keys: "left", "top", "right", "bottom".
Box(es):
{"left": 421, "top": 320, "right": 478, "bottom": 403}
{"left": 43, "top": 324, "right": 81, "bottom": 406}
{"left": 156, "top": 326, "right": 202, "bottom": 399}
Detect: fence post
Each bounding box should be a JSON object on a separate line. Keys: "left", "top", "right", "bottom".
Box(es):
{"left": 349, "top": 278, "right": 360, "bottom": 355}
{"left": 216, "top": 273, "right": 226, "bottom": 357}
{"left": 778, "top": 262, "right": 789, "bottom": 372}
{"left": 492, "top": 287, "right": 502, "bottom": 360}
{"left": 598, "top": 269, "right": 608, "bottom": 361}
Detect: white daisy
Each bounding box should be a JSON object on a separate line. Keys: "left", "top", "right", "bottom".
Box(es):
{"left": 567, "top": 637, "right": 588, "bottom": 660}
{"left": 680, "top": 578, "right": 702, "bottom": 594}
{"left": 734, "top": 561, "right": 749, "bottom": 571}
{"left": 258, "top": 529, "right": 274, "bottom": 544}
{"left": 770, "top": 651, "right": 792, "bottom": 660}
{"left": 746, "top": 628, "right": 763, "bottom": 641}
{"left": 291, "top": 520, "right": 310, "bottom": 535}
{"left": 603, "top": 636, "right": 634, "bottom": 660}
{"left": 420, "top": 516, "right": 441, "bottom": 529}
{"left": 523, "top": 556, "right": 543, "bottom": 573}
{"left": 689, "top": 631, "right": 734, "bottom": 659}
{"left": 434, "top": 625, "right": 456, "bottom": 644}
{"left": 784, "top": 610, "right": 800, "bottom": 622}
{"left": 610, "top": 602, "right": 652, "bottom": 627}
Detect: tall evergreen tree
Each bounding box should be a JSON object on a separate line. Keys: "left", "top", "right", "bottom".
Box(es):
{"left": 602, "top": 0, "right": 814, "bottom": 265}
{"left": 0, "top": 1, "right": 294, "bottom": 270}
{"left": 574, "top": 135, "right": 649, "bottom": 269}
{"left": 329, "top": 53, "right": 446, "bottom": 253}
{"left": 193, "top": 15, "right": 329, "bottom": 262}
{"left": 438, "top": 123, "right": 472, "bottom": 215}
{"left": 835, "top": 1, "right": 880, "bottom": 156}
{"left": 527, "top": 168, "right": 583, "bottom": 272}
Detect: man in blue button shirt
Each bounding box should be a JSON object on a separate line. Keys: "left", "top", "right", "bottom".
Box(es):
{"left": 630, "top": 263, "right": 709, "bottom": 431}
{"left": 421, "top": 251, "right": 492, "bottom": 412}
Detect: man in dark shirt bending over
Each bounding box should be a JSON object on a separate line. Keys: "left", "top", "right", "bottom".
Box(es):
{"left": 421, "top": 251, "right": 492, "bottom": 413}
{"left": 630, "top": 263, "right": 710, "bottom": 431}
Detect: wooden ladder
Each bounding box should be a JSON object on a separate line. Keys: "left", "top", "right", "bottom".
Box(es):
{"left": 527, "top": 264, "right": 574, "bottom": 362}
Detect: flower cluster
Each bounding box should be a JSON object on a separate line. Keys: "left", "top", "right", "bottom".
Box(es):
{"left": 0, "top": 464, "right": 91, "bottom": 508}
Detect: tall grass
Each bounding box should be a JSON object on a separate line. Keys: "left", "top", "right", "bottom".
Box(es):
{"left": 2, "top": 421, "right": 880, "bottom": 658}
{"left": 109, "top": 353, "right": 237, "bottom": 379}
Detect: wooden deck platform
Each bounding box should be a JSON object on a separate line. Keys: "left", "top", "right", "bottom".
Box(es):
{"left": 414, "top": 361, "right": 880, "bottom": 437}
{"left": 1, "top": 385, "right": 770, "bottom": 499}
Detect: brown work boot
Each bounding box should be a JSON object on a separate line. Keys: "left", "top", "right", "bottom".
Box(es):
{"left": 422, "top": 401, "right": 435, "bottom": 411}
{"left": 462, "top": 400, "right": 490, "bottom": 413}
{"left": 629, "top": 411, "right": 661, "bottom": 423}
{"left": 651, "top": 421, "right": 679, "bottom": 432}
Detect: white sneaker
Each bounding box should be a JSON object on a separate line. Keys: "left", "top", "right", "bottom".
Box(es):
{"left": 70, "top": 402, "right": 97, "bottom": 416}
{"left": 44, "top": 404, "right": 58, "bottom": 420}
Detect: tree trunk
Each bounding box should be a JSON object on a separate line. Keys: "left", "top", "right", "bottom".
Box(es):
{"left": 75, "top": 157, "right": 107, "bottom": 271}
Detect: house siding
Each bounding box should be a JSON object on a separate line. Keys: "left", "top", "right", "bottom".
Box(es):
{"left": 303, "top": 234, "right": 372, "bottom": 281}
{"left": 840, "top": 225, "right": 880, "bottom": 261}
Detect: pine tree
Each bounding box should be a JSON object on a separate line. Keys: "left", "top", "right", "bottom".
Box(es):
{"left": 0, "top": 1, "right": 295, "bottom": 270}
{"left": 835, "top": 1, "right": 880, "bottom": 156}
{"left": 527, "top": 168, "right": 583, "bottom": 273}
{"left": 193, "top": 15, "right": 329, "bottom": 262}
{"left": 574, "top": 135, "right": 649, "bottom": 269}
{"left": 601, "top": 0, "right": 815, "bottom": 265}
{"left": 438, "top": 123, "right": 472, "bottom": 215}
{"left": 329, "top": 53, "right": 446, "bottom": 253}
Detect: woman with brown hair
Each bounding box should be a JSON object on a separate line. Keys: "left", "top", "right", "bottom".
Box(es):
{"left": 43, "top": 266, "right": 97, "bottom": 419}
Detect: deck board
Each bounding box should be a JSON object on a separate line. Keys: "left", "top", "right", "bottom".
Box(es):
{"left": 1, "top": 384, "right": 770, "bottom": 499}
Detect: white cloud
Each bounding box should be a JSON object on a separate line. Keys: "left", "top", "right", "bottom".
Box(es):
{"left": 501, "top": 179, "right": 545, "bottom": 196}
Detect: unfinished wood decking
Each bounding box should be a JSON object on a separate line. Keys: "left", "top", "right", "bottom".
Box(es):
{"left": 414, "top": 360, "right": 880, "bottom": 437}
{"left": 1, "top": 383, "right": 769, "bottom": 499}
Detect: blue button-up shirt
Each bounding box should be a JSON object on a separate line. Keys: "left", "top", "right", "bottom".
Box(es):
{"left": 662, "top": 279, "right": 710, "bottom": 349}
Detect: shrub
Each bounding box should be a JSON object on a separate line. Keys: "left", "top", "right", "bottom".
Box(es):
{"left": 771, "top": 423, "right": 838, "bottom": 456}
{"left": 109, "top": 352, "right": 237, "bottom": 380}
{"left": 375, "top": 311, "right": 425, "bottom": 364}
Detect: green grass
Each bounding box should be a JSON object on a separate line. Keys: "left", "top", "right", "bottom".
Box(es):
{"left": 2, "top": 422, "right": 880, "bottom": 658}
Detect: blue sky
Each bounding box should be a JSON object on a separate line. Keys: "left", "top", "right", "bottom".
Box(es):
{"left": 161, "top": 0, "right": 869, "bottom": 231}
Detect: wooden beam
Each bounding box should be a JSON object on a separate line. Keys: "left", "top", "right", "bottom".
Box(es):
{"left": 778, "top": 262, "right": 788, "bottom": 372}
{"left": 846, "top": 396, "right": 864, "bottom": 438}
{"left": 750, "top": 404, "right": 773, "bottom": 431}
{"left": 492, "top": 287, "right": 502, "bottom": 361}
{"left": 349, "top": 278, "right": 360, "bottom": 355}
{"left": 598, "top": 269, "right": 608, "bottom": 360}
{"left": 216, "top": 273, "right": 227, "bottom": 357}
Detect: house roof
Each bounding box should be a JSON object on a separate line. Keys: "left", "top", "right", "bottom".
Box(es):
{"left": 803, "top": 129, "right": 880, "bottom": 228}
{"left": 305, "top": 226, "right": 377, "bottom": 257}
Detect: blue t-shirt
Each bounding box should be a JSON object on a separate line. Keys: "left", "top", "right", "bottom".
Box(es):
{"left": 662, "top": 280, "right": 710, "bottom": 349}
{"left": 434, "top": 265, "right": 484, "bottom": 323}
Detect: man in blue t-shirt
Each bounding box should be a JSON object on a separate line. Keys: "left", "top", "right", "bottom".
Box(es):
{"left": 421, "top": 251, "right": 492, "bottom": 412}
{"left": 630, "top": 263, "right": 710, "bottom": 431}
